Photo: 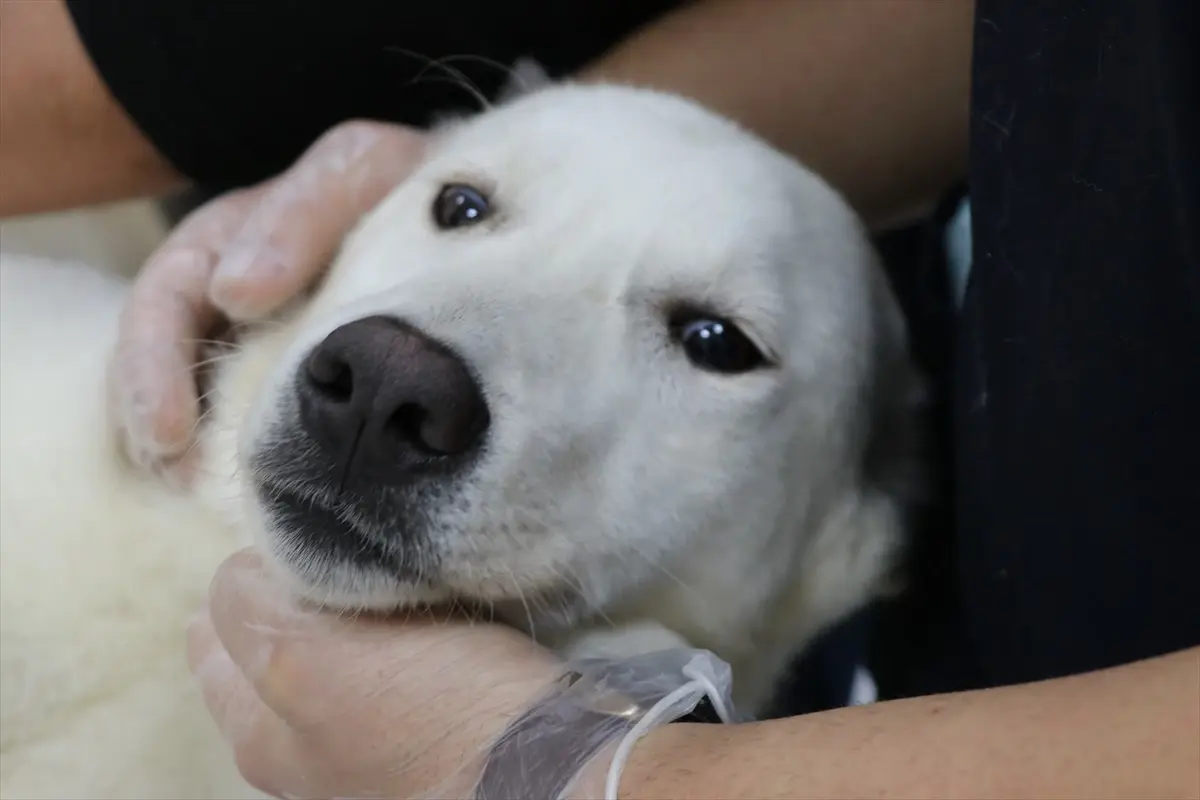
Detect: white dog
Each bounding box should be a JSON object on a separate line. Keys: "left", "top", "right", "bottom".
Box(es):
{"left": 0, "top": 82, "right": 923, "bottom": 799}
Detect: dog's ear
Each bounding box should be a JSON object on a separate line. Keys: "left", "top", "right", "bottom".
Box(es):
{"left": 497, "top": 57, "right": 553, "bottom": 103}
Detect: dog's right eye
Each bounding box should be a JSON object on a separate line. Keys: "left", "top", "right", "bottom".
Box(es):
{"left": 671, "top": 313, "right": 767, "bottom": 374}
{"left": 433, "top": 184, "right": 491, "bottom": 229}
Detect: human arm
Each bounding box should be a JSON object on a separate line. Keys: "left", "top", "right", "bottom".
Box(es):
{"left": 1, "top": 0, "right": 684, "bottom": 218}
{"left": 2, "top": 0, "right": 973, "bottom": 224}
{"left": 190, "top": 551, "right": 1200, "bottom": 800}
{"left": 579, "top": 0, "right": 975, "bottom": 231}
{"left": 602, "top": 646, "right": 1200, "bottom": 799}
{"left": 0, "top": 0, "right": 183, "bottom": 217}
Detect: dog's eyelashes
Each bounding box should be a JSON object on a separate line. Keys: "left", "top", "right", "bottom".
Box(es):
{"left": 673, "top": 316, "right": 766, "bottom": 374}
{"left": 433, "top": 184, "right": 491, "bottom": 229}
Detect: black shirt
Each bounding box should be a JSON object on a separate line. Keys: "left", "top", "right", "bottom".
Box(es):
{"left": 953, "top": 0, "right": 1200, "bottom": 692}
{"left": 69, "top": 0, "right": 1200, "bottom": 702}
{"left": 877, "top": 0, "right": 1200, "bottom": 701}
{"left": 66, "top": 0, "right": 684, "bottom": 192}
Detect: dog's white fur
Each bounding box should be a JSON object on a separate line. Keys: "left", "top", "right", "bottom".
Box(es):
{"left": 0, "top": 83, "right": 921, "bottom": 799}
{"left": 0, "top": 199, "right": 169, "bottom": 279}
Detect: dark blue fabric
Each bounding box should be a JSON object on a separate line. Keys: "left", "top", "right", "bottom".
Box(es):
{"left": 874, "top": 0, "right": 1200, "bottom": 698}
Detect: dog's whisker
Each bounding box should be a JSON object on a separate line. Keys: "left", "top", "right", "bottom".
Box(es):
{"left": 435, "top": 53, "right": 528, "bottom": 87}
{"left": 504, "top": 566, "right": 539, "bottom": 643}
{"left": 106, "top": 345, "right": 238, "bottom": 373}
{"left": 546, "top": 564, "right": 612, "bottom": 628}
{"left": 187, "top": 352, "right": 243, "bottom": 373}
{"left": 181, "top": 337, "right": 244, "bottom": 351}
{"left": 171, "top": 393, "right": 248, "bottom": 468}
{"left": 622, "top": 543, "right": 706, "bottom": 610}
{"left": 384, "top": 47, "right": 493, "bottom": 112}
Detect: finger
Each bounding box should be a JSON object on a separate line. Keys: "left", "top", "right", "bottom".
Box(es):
{"left": 112, "top": 247, "right": 216, "bottom": 472}
{"left": 205, "top": 549, "right": 336, "bottom": 730}
{"left": 188, "top": 615, "right": 314, "bottom": 798}
{"left": 205, "top": 551, "right": 462, "bottom": 735}
{"left": 211, "top": 121, "right": 427, "bottom": 321}
{"left": 187, "top": 604, "right": 271, "bottom": 745}
{"left": 111, "top": 188, "right": 264, "bottom": 472}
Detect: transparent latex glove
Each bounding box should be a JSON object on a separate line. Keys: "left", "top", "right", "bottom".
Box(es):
{"left": 111, "top": 121, "right": 427, "bottom": 480}
{"left": 187, "top": 549, "right": 563, "bottom": 800}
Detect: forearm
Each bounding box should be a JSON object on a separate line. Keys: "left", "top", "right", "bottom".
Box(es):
{"left": 607, "top": 646, "right": 1200, "bottom": 799}
{"left": 578, "top": 0, "right": 975, "bottom": 231}
{"left": 0, "top": 0, "right": 183, "bottom": 217}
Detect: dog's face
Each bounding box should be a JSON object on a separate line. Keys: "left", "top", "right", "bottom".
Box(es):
{"left": 200, "top": 84, "right": 914, "bottom": 632}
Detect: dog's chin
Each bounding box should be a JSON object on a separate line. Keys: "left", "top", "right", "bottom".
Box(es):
{"left": 261, "top": 484, "right": 404, "bottom": 571}
{"left": 261, "top": 538, "right": 454, "bottom": 614}
{"left": 252, "top": 482, "right": 436, "bottom": 610}
{"left": 254, "top": 483, "right": 591, "bottom": 626}
{"left": 266, "top": 548, "right": 590, "bottom": 631}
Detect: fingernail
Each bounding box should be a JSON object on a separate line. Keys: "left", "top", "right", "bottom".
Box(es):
{"left": 215, "top": 242, "right": 289, "bottom": 284}
{"left": 212, "top": 244, "right": 256, "bottom": 281}
{"left": 211, "top": 247, "right": 290, "bottom": 320}
{"left": 121, "top": 381, "right": 160, "bottom": 425}
{"left": 150, "top": 247, "right": 211, "bottom": 277}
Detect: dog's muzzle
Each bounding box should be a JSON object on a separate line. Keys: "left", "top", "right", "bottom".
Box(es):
{"left": 252, "top": 315, "right": 490, "bottom": 578}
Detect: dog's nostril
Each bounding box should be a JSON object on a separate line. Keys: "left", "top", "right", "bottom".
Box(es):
{"left": 385, "top": 403, "right": 431, "bottom": 452}
{"left": 296, "top": 315, "right": 491, "bottom": 483}
{"left": 305, "top": 349, "right": 355, "bottom": 403}
{"left": 385, "top": 400, "right": 491, "bottom": 456}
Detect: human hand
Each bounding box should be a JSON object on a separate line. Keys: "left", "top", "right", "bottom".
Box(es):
{"left": 186, "top": 549, "right": 564, "bottom": 799}
{"left": 110, "top": 121, "right": 428, "bottom": 480}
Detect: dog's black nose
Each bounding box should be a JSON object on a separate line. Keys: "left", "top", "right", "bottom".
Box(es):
{"left": 297, "top": 315, "right": 489, "bottom": 482}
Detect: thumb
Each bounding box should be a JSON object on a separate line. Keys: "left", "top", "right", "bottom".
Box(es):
{"left": 210, "top": 121, "right": 428, "bottom": 321}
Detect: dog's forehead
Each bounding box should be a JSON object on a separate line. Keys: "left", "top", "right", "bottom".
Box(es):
{"left": 438, "top": 86, "right": 794, "bottom": 206}
{"left": 428, "top": 86, "right": 816, "bottom": 286}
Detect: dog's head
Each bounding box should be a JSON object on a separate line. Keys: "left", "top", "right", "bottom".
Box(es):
{"left": 198, "top": 83, "right": 920, "bottom": 632}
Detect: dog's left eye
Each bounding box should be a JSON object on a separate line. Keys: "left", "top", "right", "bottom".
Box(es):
{"left": 673, "top": 315, "right": 766, "bottom": 374}
{"left": 433, "top": 184, "right": 491, "bottom": 229}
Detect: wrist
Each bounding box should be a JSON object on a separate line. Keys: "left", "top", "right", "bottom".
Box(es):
{"left": 567, "top": 722, "right": 718, "bottom": 800}
{"left": 420, "top": 650, "right": 567, "bottom": 798}
{"left": 472, "top": 648, "right": 739, "bottom": 799}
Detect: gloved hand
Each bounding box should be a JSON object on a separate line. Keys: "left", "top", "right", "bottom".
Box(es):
{"left": 111, "top": 121, "right": 428, "bottom": 480}
{"left": 187, "top": 549, "right": 564, "bottom": 799}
